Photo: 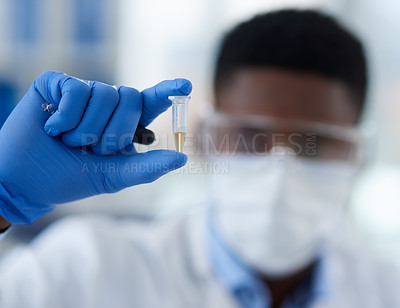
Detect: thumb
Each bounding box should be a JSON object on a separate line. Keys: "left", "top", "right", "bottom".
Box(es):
{"left": 140, "top": 79, "right": 192, "bottom": 127}
{"left": 117, "top": 149, "right": 188, "bottom": 187}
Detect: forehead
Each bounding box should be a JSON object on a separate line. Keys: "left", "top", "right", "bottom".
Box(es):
{"left": 216, "top": 69, "right": 359, "bottom": 125}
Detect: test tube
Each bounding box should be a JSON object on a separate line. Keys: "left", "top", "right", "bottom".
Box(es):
{"left": 169, "top": 96, "right": 190, "bottom": 152}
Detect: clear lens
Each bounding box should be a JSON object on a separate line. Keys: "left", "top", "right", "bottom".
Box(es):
{"left": 201, "top": 112, "right": 363, "bottom": 162}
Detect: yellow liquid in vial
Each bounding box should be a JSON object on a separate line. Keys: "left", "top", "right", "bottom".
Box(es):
{"left": 174, "top": 132, "right": 186, "bottom": 153}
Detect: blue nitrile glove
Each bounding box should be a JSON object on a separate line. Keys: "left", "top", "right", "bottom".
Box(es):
{"left": 0, "top": 71, "right": 192, "bottom": 224}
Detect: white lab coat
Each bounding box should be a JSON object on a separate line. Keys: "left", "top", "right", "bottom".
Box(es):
{"left": 0, "top": 210, "right": 399, "bottom": 308}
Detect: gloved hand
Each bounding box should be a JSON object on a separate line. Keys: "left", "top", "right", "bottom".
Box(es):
{"left": 0, "top": 71, "right": 192, "bottom": 224}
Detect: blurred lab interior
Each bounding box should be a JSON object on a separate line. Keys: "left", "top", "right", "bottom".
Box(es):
{"left": 0, "top": 0, "right": 400, "bottom": 271}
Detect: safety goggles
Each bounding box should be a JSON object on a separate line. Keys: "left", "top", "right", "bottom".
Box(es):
{"left": 200, "top": 112, "right": 365, "bottom": 162}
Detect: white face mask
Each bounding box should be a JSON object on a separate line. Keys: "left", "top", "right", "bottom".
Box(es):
{"left": 211, "top": 152, "right": 358, "bottom": 277}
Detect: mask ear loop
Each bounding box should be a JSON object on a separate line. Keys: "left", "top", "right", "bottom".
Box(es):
{"left": 352, "top": 134, "right": 367, "bottom": 169}
{"left": 357, "top": 120, "right": 376, "bottom": 166}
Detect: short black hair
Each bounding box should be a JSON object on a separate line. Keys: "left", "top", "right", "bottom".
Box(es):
{"left": 214, "top": 9, "right": 368, "bottom": 113}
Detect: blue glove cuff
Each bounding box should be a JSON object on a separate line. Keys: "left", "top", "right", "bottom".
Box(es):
{"left": 0, "top": 183, "right": 55, "bottom": 225}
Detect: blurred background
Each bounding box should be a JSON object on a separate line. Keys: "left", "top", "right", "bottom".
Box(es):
{"left": 1, "top": 0, "right": 400, "bottom": 269}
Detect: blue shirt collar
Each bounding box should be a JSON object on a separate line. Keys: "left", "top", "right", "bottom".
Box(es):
{"left": 207, "top": 212, "right": 330, "bottom": 308}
